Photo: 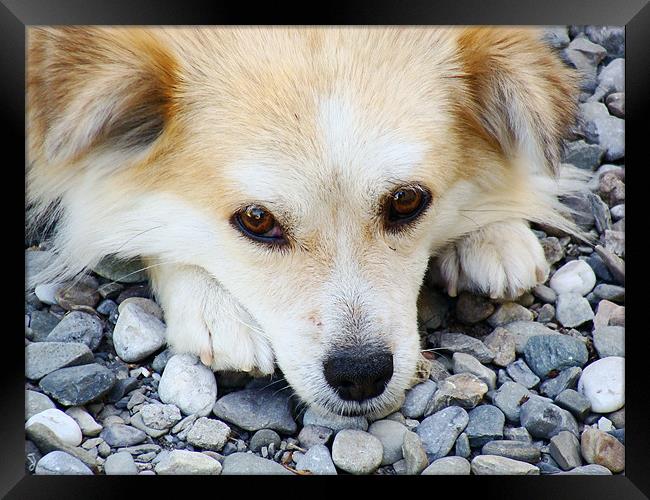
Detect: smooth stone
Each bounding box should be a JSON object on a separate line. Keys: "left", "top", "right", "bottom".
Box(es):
{"left": 34, "top": 283, "right": 64, "bottom": 306}
{"left": 593, "top": 326, "right": 625, "bottom": 358}
{"left": 223, "top": 452, "right": 291, "bottom": 475}
{"left": 542, "top": 26, "right": 570, "bottom": 48}
{"left": 532, "top": 285, "right": 557, "bottom": 304}
{"left": 26, "top": 250, "right": 56, "bottom": 289}
{"left": 422, "top": 456, "right": 471, "bottom": 475}
{"left": 503, "top": 427, "right": 532, "bottom": 443}
{"left": 35, "top": 451, "right": 93, "bottom": 475}
{"left": 54, "top": 278, "right": 100, "bottom": 310}
{"left": 26, "top": 409, "right": 83, "bottom": 447}
{"left": 117, "top": 297, "right": 164, "bottom": 320}
{"left": 471, "top": 455, "right": 539, "bottom": 475}
{"left": 139, "top": 403, "right": 181, "bottom": 430}
{"left": 25, "top": 390, "right": 56, "bottom": 421}
{"left": 65, "top": 407, "right": 103, "bottom": 437}
{"left": 540, "top": 367, "right": 582, "bottom": 399}
{"left": 452, "top": 352, "right": 496, "bottom": 390}
{"left": 555, "top": 389, "right": 592, "bottom": 421}
{"left": 607, "top": 408, "right": 625, "bottom": 429}
{"left": 425, "top": 373, "right": 488, "bottom": 415}
{"left": 416, "top": 406, "right": 469, "bottom": 461}
{"left": 112, "top": 302, "right": 166, "bottom": 362}
{"left": 27, "top": 311, "right": 61, "bottom": 342}
{"left": 492, "top": 382, "right": 531, "bottom": 422}
{"left": 487, "top": 302, "right": 533, "bottom": 327}
{"left": 593, "top": 284, "right": 624, "bottom": 303}
{"left": 401, "top": 430, "right": 428, "bottom": 475}
{"left": 156, "top": 449, "right": 223, "bottom": 475}
{"left": 93, "top": 255, "right": 148, "bottom": 283}
{"left": 580, "top": 427, "right": 624, "bottom": 473}
{"left": 519, "top": 399, "right": 579, "bottom": 439}
{"left": 331, "top": 429, "right": 383, "bottom": 475}
{"left": 481, "top": 440, "right": 541, "bottom": 463}
{"left": 250, "top": 429, "right": 282, "bottom": 452}
{"left": 505, "top": 360, "right": 540, "bottom": 389}
{"left": 503, "top": 322, "right": 560, "bottom": 354}
{"left": 46, "top": 311, "right": 103, "bottom": 351}
{"left": 368, "top": 420, "right": 408, "bottom": 466}
{"left": 594, "top": 300, "right": 625, "bottom": 328}
{"left": 434, "top": 332, "right": 494, "bottom": 363}
{"left": 455, "top": 292, "right": 495, "bottom": 324}
{"left": 549, "top": 260, "right": 596, "bottom": 296}
{"left": 523, "top": 335, "right": 588, "bottom": 378}
{"left": 428, "top": 358, "right": 452, "bottom": 382}
{"left": 536, "top": 304, "right": 555, "bottom": 323}
{"left": 302, "top": 407, "right": 368, "bottom": 432}
{"left": 158, "top": 354, "right": 217, "bottom": 417}
{"left": 555, "top": 293, "right": 595, "bottom": 328}
{"left": 104, "top": 451, "right": 138, "bottom": 475}
{"left": 550, "top": 431, "right": 582, "bottom": 470}
{"left": 25, "top": 342, "right": 94, "bottom": 381}
{"left": 186, "top": 417, "right": 231, "bottom": 451}
{"left": 212, "top": 387, "right": 296, "bottom": 434}
{"left": 39, "top": 364, "right": 116, "bottom": 406}
{"left": 129, "top": 412, "right": 168, "bottom": 439}
{"left": 295, "top": 444, "right": 337, "bottom": 475}
{"left": 562, "top": 139, "right": 605, "bottom": 170}
{"left": 483, "top": 327, "right": 516, "bottom": 367}
{"left": 401, "top": 380, "right": 437, "bottom": 419}
{"left": 100, "top": 424, "right": 147, "bottom": 447}
{"left": 559, "top": 464, "right": 612, "bottom": 475}
{"left": 465, "top": 405, "right": 505, "bottom": 448}
{"left": 605, "top": 92, "right": 624, "bottom": 118}
{"left": 152, "top": 348, "right": 173, "bottom": 374}
{"left": 577, "top": 357, "right": 625, "bottom": 413}
{"left": 455, "top": 432, "right": 471, "bottom": 458}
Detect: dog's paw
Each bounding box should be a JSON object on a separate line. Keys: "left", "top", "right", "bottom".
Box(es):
{"left": 150, "top": 264, "right": 276, "bottom": 375}
{"left": 436, "top": 220, "right": 549, "bottom": 300}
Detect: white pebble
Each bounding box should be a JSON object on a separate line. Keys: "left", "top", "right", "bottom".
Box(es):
{"left": 26, "top": 408, "right": 83, "bottom": 446}
{"left": 34, "top": 283, "right": 64, "bottom": 305}
{"left": 550, "top": 260, "right": 596, "bottom": 296}
{"left": 112, "top": 303, "right": 166, "bottom": 363}
{"left": 158, "top": 354, "right": 217, "bottom": 416}
{"left": 578, "top": 357, "right": 624, "bottom": 413}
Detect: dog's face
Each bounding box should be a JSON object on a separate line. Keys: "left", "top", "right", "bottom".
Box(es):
{"left": 28, "top": 28, "right": 578, "bottom": 417}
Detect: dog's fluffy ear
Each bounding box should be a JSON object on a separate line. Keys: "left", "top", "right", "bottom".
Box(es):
{"left": 457, "top": 28, "right": 579, "bottom": 176}
{"left": 28, "top": 27, "right": 177, "bottom": 166}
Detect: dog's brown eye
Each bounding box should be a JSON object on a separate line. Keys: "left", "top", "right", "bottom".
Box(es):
{"left": 234, "top": 205, "right": 285, "bottom": 244}
{"left": 385, "top": 186, "right": 430, "bottom": 228}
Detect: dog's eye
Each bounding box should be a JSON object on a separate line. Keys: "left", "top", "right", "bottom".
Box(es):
{"left": 235, "top": 205, "right": 285, "bottom": 244}
{"left": 385, "top": 186, "right": 430, "bottom": 228}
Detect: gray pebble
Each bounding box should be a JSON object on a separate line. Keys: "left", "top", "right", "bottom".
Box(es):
{"left": 155, "top": 449, "right": 223, "bottom": 475}
{"left": 471, "top": 455, "right": 540, "bottom": 475}
{"left": 250, "top": 429, "right": 282, "bottom": 452}
{"left": 532, "top": 285, "right": 557, "bottom": 304}
{"left": 93, "top": 256, "right": 148, "bottom": 284}
{"left": 27, "top": 310, "right": 61, "bottom": 342}
{"left": 401, "top": 431, "right": 428, "bottom": 475}
{"left": 35, "top": 450, "right": 93, "bottom": 475}
{"left": 503, "top": 321, "right": 560, "bottom": 354}
{"left": 492, "top": 382, "right": 531, "bottom": 422}
{"left": 331, "top": 430, "right": 383, "bottom": 475}
{"left": 523, "top": 335, "right": 588, "bottom": 378}
{"left": 520, "top": 399, "right": 579, "bottom": 439}
{"left": 593, "top": 325, "right": 624, "bottom": 358}
{"left": 465, "top": 405, "right": 505, "bottom": 447}
{"left": 425, "top": 373, "right": 488, "bottom": 415}
{"left": 368, "top": 419, "right": 408, "bottom": 466}
{"left": 503, "top": 426, "right": 532, "bottom": 443}
{"left": 295, "top": 444, "right": 337, "bottom": 475}
{"left": 593, "top": 284, "right": 624, "bottom": 303}
{"left": 481, "top": 440, "right": 541, "bottom": 463}
{"left": 186, "top": 417, "right": 231, "bottom": 452}
{"left": 554, "top": 389, "right": 592, "bottom": 421}
{"left": 302, "top": 407, "right": 368, "bottom": 432}
{"left": 433, "top": 332, "right": 494, "bottom": 363}
{"left": 39, "top": 364, "right": 116, "bottom": 406}
{"left": 159, "top": 354, "right": 217, "bottom": 417}
{"left": 297, "top": 425, "right": 333, "bottom": 449}
{"left": 540, "top": 366, "right": 583, "bottom": 399}
{"left": 112, "top": 303, "right": 166, "bottom": 363}
{"left": 46, "top": 311, "right": 103, "bottom": 351}
{"left": 422, "top": 456, "right": 471, "bottom": 475}
{"left": 401, "top": 380, "right": 437, "bottom": 419}
{"left": 487, "top": 302, "right": 533, "bottom": 327}
{"left": 104, "top": 451, "right": 138, "bottom": 475}
{"left": 455, "top": 292, "right": 495, "bottom": 324}
{"left": 555, "top": 293, "right": 595, "bottom": 328}
{"left": 25, "top": 342, "right": 94, "bottom": 381}
{"left": 562, "top": 140, "right": 605, "bottom": 171}
{"left": 139, "top": 403, "right": 182, "bottom": 430}
{"left": 25, "top": 390, "right": 56, "bottom": 421}
{"left": 454, "top": 432, "right": 471, "bottom": 458}
{"left": 549, "top": 431, "right": 582, "bottom": 470}
{"left": 416, "top": 406, "right": 469, "bottom": 461}
{"left": 100, "top": 424, "right": 147, "bottom": 448}
{"left": 452, "top": 352, "right": 496, "bottom": 390}
{"left": 559, "top": 464, "right": 612, "bottom": 475}
{"left": 152, "top": 348, "right": 173, "bottom": 374}
{"left": 536, "top": 304, "right": 555, "bottom": 323}
{"left": 483, "top": 327, "right": 516, "bottom": 367}
{"left": 506, "top": 360, "right": 540, "bottom": 389}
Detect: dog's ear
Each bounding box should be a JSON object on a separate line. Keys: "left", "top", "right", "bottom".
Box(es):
{"left": 456, "top": 28, "right": 579, "bottom": 176}
{"left": 28, "top": 27, "right": 177, "bottom": 165}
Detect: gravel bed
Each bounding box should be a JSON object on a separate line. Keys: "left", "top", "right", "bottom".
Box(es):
{"left": 24, "top": 25, "right": 624, "bottom": 476}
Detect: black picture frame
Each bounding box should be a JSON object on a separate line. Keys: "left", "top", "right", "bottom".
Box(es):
{"left": 3, "top": 0, "right": 647, "bottom": 498}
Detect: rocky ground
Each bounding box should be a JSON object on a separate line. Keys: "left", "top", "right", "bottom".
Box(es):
{"left": 24, "top": 25, "right": 624, "bottom": 476}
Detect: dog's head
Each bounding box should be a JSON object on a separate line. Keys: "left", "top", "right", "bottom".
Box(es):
{"left": 28, "top": 27, "right": 577, "bottom": 417}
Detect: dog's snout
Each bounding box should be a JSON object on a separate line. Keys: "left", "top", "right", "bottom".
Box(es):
{"left": 323, "top": 348, "right": 394, "bottom": 402}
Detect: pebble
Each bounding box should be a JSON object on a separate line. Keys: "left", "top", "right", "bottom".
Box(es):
{"left": 155, "top": 449, "right": 223, "bottom": 475}
{"left": 25, "top": 342, "right": 94, "bottom": 381}
{"left": 452, "top": 352, "right": 496, "bottom": 390}
{"left": 555, "top": 390, "right": 592, "bottom": 421}
{"left": 532, "top": 285, "right": 557, "bottom": 304}
{"left": 158, "top": 354, "right": 217, "bottom": 417}
{"left": 93, "top": 256, "right": 148, "bottom": 283}
{"left": 39, "top": 364, "right": 116, "bottom": 406}
{"left": 433, "top": 332, "right": 494, "bottom": 363}
{"left": 523, "top": 334, "right": 588, "bottom": 378}
{"left": 541, "top": 236, "right": 565, "bottom": 264}
{"left": 591, "top": 58, "right": 624, "bottom": 102}
{"left": 401, "top": 380, "right": 437, "bottom": 419}
{"left": 487, "top": 302, "right": 533, "bottom": 327}
{"left": 100, "top": 424, "right": 147, "bottom": 447}
{"left": 560, "top": 464, "right": 612, "bottom": 475}
{"left": 549, "top": 431, "right": 582, "bottom": 470}
{"left": 139, "top": 403, "right": 182, "bottom": 430}
{"left": 481, "top": 440, "right": 541, "bottom": 463}
{"left": 35, "top": 451, "right": 93, "bottom": 475}
{"left": 250, "top": 429, "right": 282, "bottom": 452}
{"left": 503, "top": 427, "right": 532, "bottom": 442}
{"left": 295, "top": 444, "right": 337, "bottom": 475}
{"left": 417, "top": 287, "right": 449, "bottom": 330}
{"left": 25, "top": 422, "right": 97, "bottom": 470}
{"left": 597, "top": 416, "right": 614, "bottom": 432}
{"left": 593, "top": 326, "right": 624, "bottom": 358}
{"left": 118, "top": 297, "right": 164, "bottom": 320}
{"left": 549, "top": 260, "right": 596, "bottom": 296}
{"left": 505, "top": 360, "right": 540, "bottom": 389}
{"left": 455, "top": 292, "right": 495, "bottom": 324}
{"left": 27, "top": 311, "right": 61, "bottom": 342}
{"left": 428, "top": 358, "right": 451, "bottom": 382}
{"left": 585, "top": 26, "right": 624, "bottom": 57}
{"left": 536, "top": 304, "right": 555, "bottom": 323}
{"left": 425, "top": 373, "right": 488, "bottom": 415}
{"left": 65, "top": 407, "right": 103, "bottom": 437}
{"left": 34, "top": 283, "right": 64, "bottom": 306}
{"left": 401, "top": 430, "right": 428, "bottom": 475}
{"left": 607, "top": 408, "right": 625, "bottom": 429}
{"left": 45, "top": 311, "right": 103, "bottom": 351}
{"left": 302, "top": 407, "right": 368, "bottom": 432}
{"left": 471, "top": 455, "right": 540, "bottom": 475}
{"left": 368, "top": 419, "right": 408, "bottom": 465}
{"left": 130, "top": 412, "right": 168, "bottom": 439}
{"left": 555, "top": 293, "right": 595, "bottom": 328}
{"left": 610, "top": 203, "right": 625, "bottom": 221}
{"left": 503, "top": 321, "right": 560, "bottom": 353}
{"left": 25, "top": 408, "right": 83, "bottom": 447}
{"left": 593, "top": 284, "right": 624, "bottom": 303}
{"left": 542, "top": 26, "right": 570, "bottom": 49}
{"left": 104, "top": 451, "right": 138, "bottom": 475}
{"left": 186, "top": 417, "right": 231, "bottom": 451}
{"left": 594, "top": 300, "right": 625, "bottom": 328}
{"left": 422, "top": 456, "right": 471, "bottom": 475}
{"left": 455, "top": 432, "right": 471, "bottom": 458}
{"left": 580, "top": 427, "right": 624, "bottom": 473}
{"left": 483, "top": 327, "right": 516, "bottom": 367}
{"left": 577, "top": 357, "right": 625, "bottom": 412}
{"left": 212, "top": 387, "right": 296, "bottom": 434}
{"left": 562, "top": 140, "right": 605, "bottom": 171}
{"left": 465, "top": 405, "right": 505, "bottom": 447}
{"left": 25, "top": 250, "right": 56, "bottom": 289}
{"left": 331, "top": 429, "right": 383, "bottom": 475}
{"left": 54, "top": 278, "right": 100, "bottom": 310}
{"left": 416, "top": 406, "right": 469, "bottom": 461}
{"left": 594, "top": 245, "right": 624, "bottom": 285}
{"left": 112, "top": 302, "right": 166, "bottom": 362}
{"left": 519, "top": 399, "right": 578, "bottom": 439}
{"left": 25, "top": 390, "right": 56, "bottom": 421}
{"left": 492, "top": 381, "right": 530, "bottom": 422}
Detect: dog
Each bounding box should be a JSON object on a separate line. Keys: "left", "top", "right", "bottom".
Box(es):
{"left": 26, "top": 27, "right": 587, "bottom": 419}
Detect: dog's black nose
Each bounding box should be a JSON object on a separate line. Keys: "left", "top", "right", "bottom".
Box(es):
{"left": 323, "top": 347, "right": 394, "bottom": 402}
